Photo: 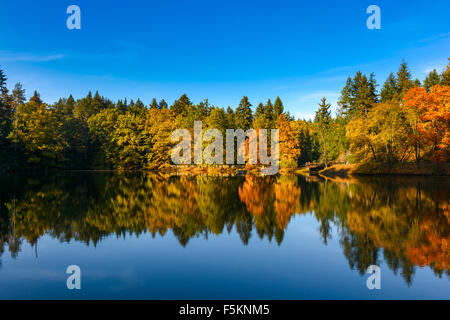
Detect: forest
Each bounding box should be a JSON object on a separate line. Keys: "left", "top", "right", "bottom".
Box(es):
{"left": 0, "top": 59, "right": 449, "bottom": 173}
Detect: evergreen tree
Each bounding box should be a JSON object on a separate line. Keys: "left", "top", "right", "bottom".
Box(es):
{"left": 440, "top": 59, "right": 450, "bottom": 86}
{"left": 314, "top": 97, "right": 332, "bottom": 166}
{"left": 29, "top": 90, "right": 43, "bottom": 105}
{"left": 171, "top": 94, "right": 191, "bottom": 115}
{"left": 412, "top": 78, "right": 421, "bottom": 88}
{"left": 225, "top": 106, "right": 235, "bottom": 129}
{"left": 255, "top": 102, "right": 265, "bottom": 118}
{"left": 235, "top": 96, "right": 253, "bottom": 130}
{"left": 396, "top": 60, "right": 413, "bottom": 95}
{"left": 424, "top": 69, "right": 441, "bottom": 92}
{"left": 11, "top": 83, "right": 26, "bottom": 108}
{"left": 159, "top": 99, "right": 168, "bottom": 109}
{"left": 0, "top": 68, "right": 11, "bottom": 155}
{"left": 0, "top": 67, "right": 7, "bottom": 93}
{"left": 149, "top": 98, "right": 159, "bottom": 109}
{"left": 273, "top": 96, "right": 284, "bottom": 118}
{"left": 264, "top": 99, "right": 274, "bottom": 124}
{"left": 380, "top": 73, "right": 399, "bottom": 102}
{"left": 338, "top": 71, "right": 378, "bottom": 119}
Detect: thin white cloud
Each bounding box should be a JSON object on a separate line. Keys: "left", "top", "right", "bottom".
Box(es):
{"left": 296, "top": 91, "right": 340, "bottom": 103}
{"left": 417, "top": 32, "right": 450, "bottom": 43}
{"left": 422, "top": 62, "right": 447, "bottom": 75}
{"left": 0, "top": 51, "right": 65, "bottom": 62}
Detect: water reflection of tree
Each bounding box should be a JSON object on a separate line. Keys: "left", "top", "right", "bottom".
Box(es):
{"left": 0, "top": 173, "right": 448, "bottom": 284}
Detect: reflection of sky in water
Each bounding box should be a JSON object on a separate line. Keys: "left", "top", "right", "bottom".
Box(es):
{"left": 0, "top": 214, "right": 448, "bottom": 299}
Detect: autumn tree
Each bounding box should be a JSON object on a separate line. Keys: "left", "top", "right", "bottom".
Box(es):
{"left": 277, "top": 114, "right": 301, "bottom": 168}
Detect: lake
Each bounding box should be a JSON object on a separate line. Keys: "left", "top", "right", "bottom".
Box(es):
{"left": 0, "top": 172, "right": 448, "bottom": 299}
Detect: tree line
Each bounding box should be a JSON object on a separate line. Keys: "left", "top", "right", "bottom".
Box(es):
{"left": 0, "top": 59, "right": 449, "bottom": 172}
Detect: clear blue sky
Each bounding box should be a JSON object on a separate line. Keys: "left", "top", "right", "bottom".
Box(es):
{"left": 1, "top": 0, "right": 449, "bottom": 119}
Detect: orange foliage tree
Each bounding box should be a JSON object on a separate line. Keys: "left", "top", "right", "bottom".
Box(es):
{"left": 403, "top": 85, "right": 450, "bottom": 164}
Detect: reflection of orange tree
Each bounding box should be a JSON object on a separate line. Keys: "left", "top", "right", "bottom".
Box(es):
{"left": 238, "top": 175, "right": 301, "bottom": 233}
{"left": 238, "top": 175, "right": 273, "bottom": 217}
{"left": 342, "top": 180, "right": 449, "bottom": 279}
{"left": 274, "top": 176, "right": 301, "bottom": 230}
{"left": 407, "top": 202, "right": 449, "bottom": 275}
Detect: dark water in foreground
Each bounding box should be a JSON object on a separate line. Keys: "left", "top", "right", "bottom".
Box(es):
{"left": 0, "top": 172, "right": 448, "bottom": 299}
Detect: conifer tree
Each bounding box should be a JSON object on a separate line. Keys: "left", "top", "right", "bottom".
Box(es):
{"left": 338, "top": 71, "right": 378, "bottom": 119}
{"left": 423, "top": 69, "right": 441, "bottom": 92}
{"left": 273, "top": 96, "right": 284, "bottom": 118}
{"left": 235, "top": 96, "right": 253, "bottom": 130}
{"left": 225, "top": 106, "right": 235, "bottom": 129}
{"left": 314, "top": 97, "right": 332, "bottom": 166}
{"left": 171, "top": 94, "right": 191, "bottom": 115}
{"left": 396, "top": 60, "right": 413, "bottom": 95}
{"left": 255, "top": 102, "right": 265, "bottom": 118}
{"left": 440, "top": 59, "right": 450, "bottom": 86}
{"left": 29, "top": 90, "right": 43, "bottom": 105}
{"left": 380, "top": 73, "right": 399, "bottom": 102}
{"left": 149, "top": 98, "right": 159, "bottom": 109}
{"left": 159, "top": 99, "right": 168, "bottom": 109}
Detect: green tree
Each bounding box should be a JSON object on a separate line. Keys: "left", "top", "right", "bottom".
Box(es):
{"left": 423, "top": 69, "right": 441, "bottom": 92}
{"left": 159, "top": 99, "right": 168, "bottom": 109}
{"left": 171, "top": 94, "right": 191, "bottom": 115}
{"left": 338, "top": 71, "right": 378, "bottom": 119}
{"left": 235, "top": 96, "right": 253, "bottom": 130}
{"left": 396, "top": 60, "right": 413, "bottom": 96}
{"left": 314, "top": 98, "right": 332, "bottom": 166}
{"left": 380, "top": 73, "right": 399, "bottom": 102}
{"left": 149, "top": 98, "right": 159, "bottom": 109}
{"left": 273, "top": 96, "right": 284, "bottom": 119}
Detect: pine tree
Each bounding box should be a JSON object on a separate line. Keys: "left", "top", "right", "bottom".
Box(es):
{"left": 171, "top": 94, "right": 191, "bottom": 115}
{"left": 159, "top": 99, "right": 168, "bottom": 109}
{"left": 0, "top": 67, "right": 11, "bottom": 153}
{"left": 424, "top": 69, "right": 441, "bottom": 92}
{"left": 338, "top": 71, "right": 378, "bottom": 119}
{"left": 29, "top": 90, "right": 43, "bottom": 105}
{"left": 235, "top": 96, "right": 253, "bottom": 130}
{"left": 396, "top": 60, "right": 413, "bottom": 95}
{"left": 440, "top": 59, "right": 450, "bottom": 86}
{"left": 264, "top": 99, "right": 274, "bottom": 124}
{"left": 380, "top": 73, "right": 399, "bottom": 102}
{"left": 225, "top": 106, "right": 235, "bottom": 129}
{"left": 255, "top": 102, "right": 265, "bottom": 118}
{"left": 0, "top": 67, "right": 7, "bottom": 93}
{"left": 149, "top": 98, "right": 159, "bottom": 109}
{"left": 273, "top": 96, "right": 284, "bottom": 118}
{"left": 413, "top": 78, "right": 421, "bottom": 88}
{"left": 314, "top": 97, "right": 332, "bottom": 166}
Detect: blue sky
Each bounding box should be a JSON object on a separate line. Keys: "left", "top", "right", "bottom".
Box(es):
{"left": 0, "top": 0, "right": 449, "bottom": 119}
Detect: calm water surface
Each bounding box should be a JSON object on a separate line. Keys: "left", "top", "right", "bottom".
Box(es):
{"left": 0, "top": 172, "right": 448, "bottom": 299}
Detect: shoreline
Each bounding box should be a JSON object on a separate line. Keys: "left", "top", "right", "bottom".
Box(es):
{"left": 319, "top": 163, "right": 450, "bottom": 178}
{"left": 2, "top": 163, "right": 449, "bottom": 177}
